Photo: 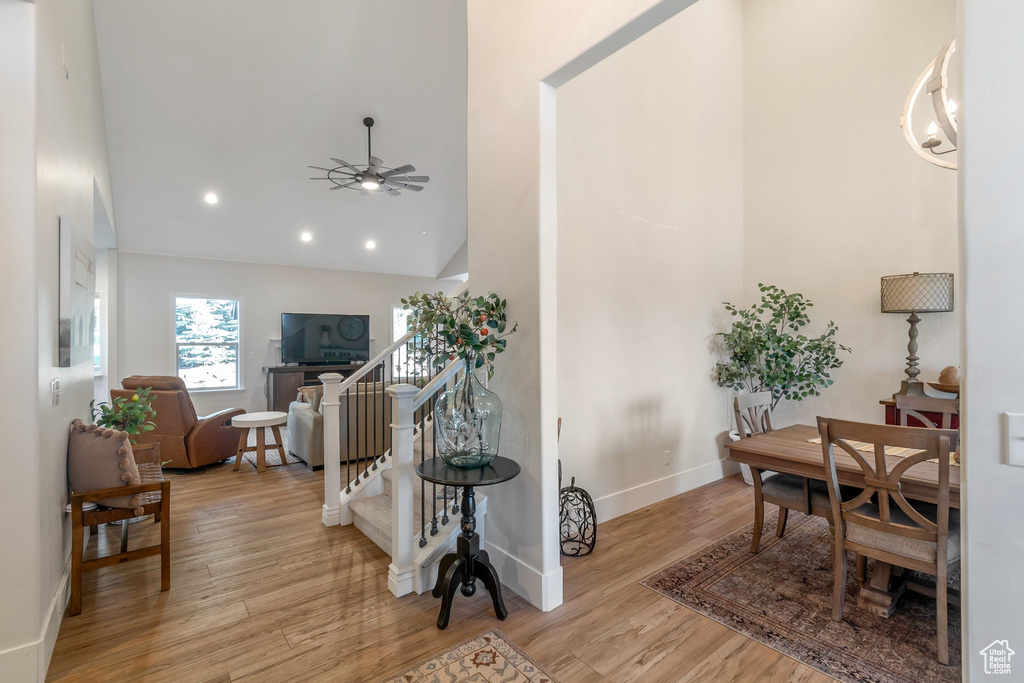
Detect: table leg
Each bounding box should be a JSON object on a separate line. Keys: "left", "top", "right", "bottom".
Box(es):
{"left": 436, "top": 558, "right": 466, "bottom": 630}
{"left": 432, "top": 553, "right": 460, "bottom": 598}
{"left": 256, "top": 427, "right": 266, "bottom": 473}
{"left": 473, "top": 552, "right": 508, "bottom": 620}
{"left": 857, "top": 560, "right": 908, "bottom": 617}
{"left": 271, "top": 425, "right": 286, "bottom": 464}
{"left": 233, "top": 429, "right": 248, "bottom": 471}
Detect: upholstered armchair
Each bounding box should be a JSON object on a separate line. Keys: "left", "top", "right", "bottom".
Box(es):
{"left": 112, "top": 375, "right": 245, "bottom": 469}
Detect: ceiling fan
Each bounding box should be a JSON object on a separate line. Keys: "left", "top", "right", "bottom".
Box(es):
{"left": 309, "top": 117, "right": 429, "bottom": 196}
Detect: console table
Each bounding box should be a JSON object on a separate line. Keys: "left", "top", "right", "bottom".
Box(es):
{"left": 415, "top": 456, "right": 521, "bottom": 629}
{"left": 263, "top": 363, "right": 379, "bottom": 412}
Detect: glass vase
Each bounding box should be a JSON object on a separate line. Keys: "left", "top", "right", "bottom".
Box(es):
{"left": 434, "top": 355, "right": 503, "bottom": 469}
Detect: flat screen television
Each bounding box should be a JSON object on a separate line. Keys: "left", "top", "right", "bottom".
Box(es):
{"left": 280, "top": 313, "right": 370, "bottom": 365}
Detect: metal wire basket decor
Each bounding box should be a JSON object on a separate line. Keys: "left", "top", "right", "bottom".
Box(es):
{"left": 559, "top": 460, "right": 597, "bottom": 556}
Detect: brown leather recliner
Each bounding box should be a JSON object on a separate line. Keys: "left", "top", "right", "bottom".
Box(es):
{"left": 112, "top": 376, "right": 245, "bottom": 469}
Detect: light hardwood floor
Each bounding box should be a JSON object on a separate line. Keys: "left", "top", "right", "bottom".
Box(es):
{"left": 47, "top": 461, "right": 833, "bottom": 682}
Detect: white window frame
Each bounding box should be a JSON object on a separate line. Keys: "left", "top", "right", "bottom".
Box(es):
{"left": 171, "top": 293, "right": 245, "bottom": 392}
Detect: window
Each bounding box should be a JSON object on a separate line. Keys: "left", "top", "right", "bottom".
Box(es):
{"left": 93, "top": 293, "right": 102, "bottom": 376}
{"left": 174, "top": 296, "right": 240, "bottom": 389}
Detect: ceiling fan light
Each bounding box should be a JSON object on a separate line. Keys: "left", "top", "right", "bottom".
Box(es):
{"left": 360, "top": 175, "right": 380, "bottom": 190}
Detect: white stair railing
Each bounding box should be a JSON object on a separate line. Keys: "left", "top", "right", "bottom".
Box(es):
{"left": 387, "top": 358, "right": 464, "bottom": 597}
{"left": 320, "top": 281, "right": 468, "bottom": 526}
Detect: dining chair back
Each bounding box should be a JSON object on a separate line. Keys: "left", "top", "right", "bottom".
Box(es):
{"left": 734, "top": 392, "right": 834, "bottom": 552}
{"left": 895, "top": 394, "right": 958, "bottom": 429}
{"left": 733, "top": 391, "right": 774, "bottom": 439}
{"left": 816, "top": 416, "right": 959, "bottom": 664}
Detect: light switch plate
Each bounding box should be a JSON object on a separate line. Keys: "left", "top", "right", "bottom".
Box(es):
{"left": 1004, "top": 412, "right": 1024, "bottom": 467}
{"left": 50, "top": 378, "right": 60, "bottom": 406}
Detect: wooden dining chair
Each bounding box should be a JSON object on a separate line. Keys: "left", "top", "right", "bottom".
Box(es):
{"left": 70, "top": 443, "right": 171, "bottom": 616}
{"left": 895, "top": 394, "right": 958, "bottom": 429}
{"left": 816, "top": 417, "right": 959, "bottom": 665}
{"left": 735, "top": 392, "right": 834, "bottom": 552}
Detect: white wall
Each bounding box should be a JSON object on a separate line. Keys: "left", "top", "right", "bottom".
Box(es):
{"left": 0, "top": 2, "right": 43, "bottom": 678}
{"left": 468, "top": 0, "right": 701, "bottom": 611}
{"left": 744, "top": 0, "right": 958, "bottom": 428}
{"left": 0, "top": 0, "right": 116, "bottom": 678}
{"left": 959, "top": 0, "right": 1024, "bottom": 676}
{"left": 118, "top": 253, "right": 446, "bottom": 415}
{"left": 556, "top": 0, "right": 744, "bottom": 521}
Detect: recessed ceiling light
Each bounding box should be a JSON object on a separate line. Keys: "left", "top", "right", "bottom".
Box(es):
{"left": 300, "top": 231, "right": 313, "bottom": 242}
{"left": 419, "top": 230, "right": 431, "bottom": 236}
{"left": 204, "top": 192, "right": 218, "bottom": 204}
{"left": 365, "top": 240, "right": 376, "bottom": 250}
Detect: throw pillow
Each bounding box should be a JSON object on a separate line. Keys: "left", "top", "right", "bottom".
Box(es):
{"left": 68, "top": 419, "right": 144, "bottom": 514}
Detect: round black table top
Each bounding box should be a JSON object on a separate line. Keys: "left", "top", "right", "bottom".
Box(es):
{"left": 415, "top": 456, "right": 521, "bottom": 488}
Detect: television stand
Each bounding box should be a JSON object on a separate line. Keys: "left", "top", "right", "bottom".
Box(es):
{"left": 263, "top": 363, "right": 381, "bottom": 413}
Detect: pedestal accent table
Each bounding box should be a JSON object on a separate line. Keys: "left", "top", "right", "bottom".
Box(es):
{"left": 415, "top": 456, "right": 521, "bottom": 629}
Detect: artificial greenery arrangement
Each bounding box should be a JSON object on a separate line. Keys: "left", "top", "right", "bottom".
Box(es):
{"left": 90, "top": 387, "right": 157, "bottom": 443}
{"left": 714, "top": 284, "right": 851, "bottom": 409}
{"left": 402, "top": 290, "right": 518, "bottom": 380}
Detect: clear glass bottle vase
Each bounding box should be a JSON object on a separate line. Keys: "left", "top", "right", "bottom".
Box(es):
{"left": 434, "top": 354, "right": 503, "bottom": 469}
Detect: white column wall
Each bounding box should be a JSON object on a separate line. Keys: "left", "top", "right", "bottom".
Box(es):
{"left": 959, "top": 0, "right": 1024, "bottom": 677}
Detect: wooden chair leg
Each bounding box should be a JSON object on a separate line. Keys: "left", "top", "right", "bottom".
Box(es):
{"left": 160, "top": 482, "right": 171, "bottom": 592}
{"left": 776, "top": 507, "right": 789, "bottom": 538}
{"left": 70, "top": 500, "right": 84, "bottom": 616}
{"left": 856, "top": 554, "right": 867, "bottom": 584}
{"left": 750, "top": 469, "right": 765, "bottom": 553}
{"left": 233, "top": 428, "right": 247, "bottom": 471}
{"left": 936, "top": 566, "right": 948, "bottom": 665}
{"left": 89, "top": 524, "right": 98, "bottom": 534}
{"left": 832, "top": 538, "right": 847, "bottom": 621}
{"left": 119, "top": 519, "right": 130, "bottom": 554}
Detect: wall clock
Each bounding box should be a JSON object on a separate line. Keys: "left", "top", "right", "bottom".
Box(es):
{"left": 338, "top": 315, "right": 366, "bottom": 341}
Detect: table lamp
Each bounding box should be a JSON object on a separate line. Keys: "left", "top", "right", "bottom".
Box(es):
{"left": 881, "top": 272, "right": 954, "bottom": 396}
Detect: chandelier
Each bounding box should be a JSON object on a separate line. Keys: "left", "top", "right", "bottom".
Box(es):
{"left": 899, "top": 38, "right": 957, "bottom": 170}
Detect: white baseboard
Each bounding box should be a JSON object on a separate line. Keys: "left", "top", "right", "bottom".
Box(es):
{"left": 0, "top": 556, "right": 71, "bottom": 682}
{"left": 483, "top": 541, "right": 563, "bottom": 612}
{"left": 592, "top": 457, "right": 739, "bottom": 523}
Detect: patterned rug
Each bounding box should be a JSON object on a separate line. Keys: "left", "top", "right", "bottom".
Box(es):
{"left": 384, "top": 631, "right": 554, "bottom": 682}
{"left": 242, "top": 426, "right": 299, "bottom": 468}
{"left": 642, "top": 511, "right": 960, "bottom": 683}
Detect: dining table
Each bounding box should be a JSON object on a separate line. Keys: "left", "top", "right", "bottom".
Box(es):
{"left": 725, "top": 424, "right": 960, "bottom": 618}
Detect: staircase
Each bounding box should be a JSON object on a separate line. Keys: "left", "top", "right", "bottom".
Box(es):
{"left": 318, "top": 283, "right": 483, "bottom": 597}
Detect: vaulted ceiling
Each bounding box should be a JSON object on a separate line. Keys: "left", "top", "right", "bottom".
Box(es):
{"left": 93, "top": 0, "right": 467, "bottom": 278}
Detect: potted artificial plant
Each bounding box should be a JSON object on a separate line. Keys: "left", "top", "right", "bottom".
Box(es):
{"left": 714, "top": 284, "right": 851, "bottom": 484}
{"left": 402, "top": 290, "right": 518, "bottom": 468}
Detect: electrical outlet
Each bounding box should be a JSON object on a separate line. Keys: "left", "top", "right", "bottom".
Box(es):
{"left": 663, "top": 449, "right": 671, "bottom": 465}
{"left": 50, "top": 378, "right": 60, "bottom": 406}
{"left": 61, "top": 43, "right": 68, "bottom": 79}
{"left": 248, "top": 351, "right": 255, "bottom": 360}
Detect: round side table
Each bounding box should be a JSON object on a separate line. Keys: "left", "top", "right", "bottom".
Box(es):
{"left": 415, "top": 456, "right": 521, "bottom": 630}
{"left": 231, "top": 411, "right": 289, "bottom": 473}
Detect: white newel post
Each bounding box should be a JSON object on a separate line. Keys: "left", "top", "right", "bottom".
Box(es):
{"left": 387, "top": 383, "right": 419, "bottom": 597}
{"left": 320, "top": 373, "right": 344, "bottom": 527}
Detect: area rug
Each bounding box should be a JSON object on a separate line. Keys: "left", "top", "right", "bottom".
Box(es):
{"left": 383, "top": 630, "right": 554, "bottom": 683}
{"left": 242, "top": 426, "right": 299, "bottom": 468}
{"left": 642, "top": 511, "right": 960, "bottom": 683}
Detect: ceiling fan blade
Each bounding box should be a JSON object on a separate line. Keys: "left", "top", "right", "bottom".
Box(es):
{"left": 330, "top": 182, "right": 357, "bottom": 191}
{"left": 381, "top": 164, "right": 415, "bottom": 178}
{"left": 330, "top": 158, "right": 361, "bottom": 173}
{"left": 401, "top": 184, "right": 424, "bottom": 192}
{"left": 404, "top": 175, "right": 429, "bottom": 183}
{"left": 386, "top": 189, "right": 402, "bottom": 196}
{"left": 368, "top": 156, "right": 383, "bottom": 174}
{"left": 309, "top": 165, "right": 337, "bottom": 172}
